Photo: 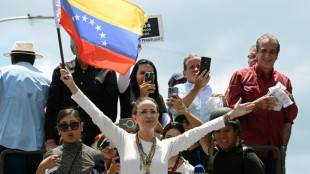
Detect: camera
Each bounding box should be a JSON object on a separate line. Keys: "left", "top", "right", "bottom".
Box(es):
{"left": 144, "top": 72, "right": 154, "bottom": 84}
{"left": 119, "top": 118, "right": 137, "bottom": 130}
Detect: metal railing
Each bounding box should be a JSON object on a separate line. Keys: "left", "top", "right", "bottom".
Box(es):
{"left": 0, "top": 149, "right": 46, "bottom": 174}
{"left": 250, "top": 145, "right": 286, "bottom": 174}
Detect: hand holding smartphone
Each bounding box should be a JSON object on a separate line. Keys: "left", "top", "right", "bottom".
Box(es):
{"left": 199, "top": 56, "right": 211, "bottom": 75}
{"left": 167, "top": 87, "right": 178, "bottom": 107}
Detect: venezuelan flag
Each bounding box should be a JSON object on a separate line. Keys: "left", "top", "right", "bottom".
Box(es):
{"left": 59, "top": 0, "right": 148, "bottom": 75}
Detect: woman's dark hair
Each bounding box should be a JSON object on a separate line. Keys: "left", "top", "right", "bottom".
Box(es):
{"left": 11, "top": 53, "right": 35, "bottom": 65}
{"left": 163, "top": 122, "right": 185, "bottom": 138}
{"left": 57, "top": 108, "right": 82, "bottom": 125}
{"left": 130, "top": 59, "right": 160, "bottom": 99}
{"left": 132, "top": 97, "right": 158, "bottom": 116}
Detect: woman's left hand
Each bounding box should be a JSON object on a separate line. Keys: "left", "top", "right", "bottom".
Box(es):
{"left": 228, "top": 98, "right": 255, "bottom": 119}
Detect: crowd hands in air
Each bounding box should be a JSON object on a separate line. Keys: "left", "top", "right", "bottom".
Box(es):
{"left": 0, "top": 33, "right": 298, "bottom": 174}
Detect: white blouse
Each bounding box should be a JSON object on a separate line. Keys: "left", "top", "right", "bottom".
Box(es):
{"left": 72, "top": 90, "right": 224, "bottom": 174}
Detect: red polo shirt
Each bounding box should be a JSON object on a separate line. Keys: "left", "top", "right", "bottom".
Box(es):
{"left": 228, "top": 64, "right": 298, "bottom": 158}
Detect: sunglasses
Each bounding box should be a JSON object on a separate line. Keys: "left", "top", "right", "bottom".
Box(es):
{"left": 99, "top": 139, "right": 116, "bottom": 150}
{"left": 58, "top": 122, "right": 80, "bottom": 132}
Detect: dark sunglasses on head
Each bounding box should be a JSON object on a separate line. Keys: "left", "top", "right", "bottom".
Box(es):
{"left": 99, "top": 139, "right": 116, "bottom": 149}
{"left": 58, "top": 122, "right": 80, "bottom": 132}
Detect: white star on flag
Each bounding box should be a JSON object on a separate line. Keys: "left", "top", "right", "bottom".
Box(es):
{"left": 95, "top": 25, "right": 101, "bottom": 31}
{"left": 99, "top": 32, "right": 106, "bottom": 38}
{"left": 89, "top": 19, "right": 95, "bottom": 26}
{"left": 101, "top": 40, "right": 108, "bottom": 47}
{"left": 72, "top": 16, "right": 75, "bottom": 21}
{"left": 82, "top": 16, "right": 88, "bottom": 22}
{"left": 74, "top": 14, "right": 80, "bottom": 20}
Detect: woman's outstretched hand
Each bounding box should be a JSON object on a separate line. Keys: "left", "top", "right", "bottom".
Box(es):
{"left": 59, "top": 63, "right": 78, "bottom": 94}
{"left": 228, "top": 98, "right": 255, "bottom": 119}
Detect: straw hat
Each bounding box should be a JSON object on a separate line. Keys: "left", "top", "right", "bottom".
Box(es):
{"left": 3, "top": 41, "right": 43, "bottom": 59}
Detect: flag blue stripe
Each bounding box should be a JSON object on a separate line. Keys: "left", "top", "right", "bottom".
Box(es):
{"left": 61, "top": 0, "right": 140, "bottom": 59}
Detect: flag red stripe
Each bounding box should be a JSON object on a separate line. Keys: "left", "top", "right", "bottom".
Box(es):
{"left": 60, "top": 6, "right": 136, "bottom": 75}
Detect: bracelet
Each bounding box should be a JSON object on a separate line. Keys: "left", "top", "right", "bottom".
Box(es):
{"left": 225, "top": 113, "right": 232, "bottom": 121}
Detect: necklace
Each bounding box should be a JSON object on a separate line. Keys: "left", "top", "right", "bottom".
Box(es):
{"left": 136, "top": 132, "right": 156, "bottom": 174}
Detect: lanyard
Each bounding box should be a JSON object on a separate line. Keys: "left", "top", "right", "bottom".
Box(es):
{"left": 172, "top": 155, "right": 181, "bottom": 171}
{"left": 136, "top": 132, "right": 156, "bottom": 174}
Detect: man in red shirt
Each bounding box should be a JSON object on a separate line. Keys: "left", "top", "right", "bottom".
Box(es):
{"left": 228, "top": 34, "right": 298, "bottom": 174}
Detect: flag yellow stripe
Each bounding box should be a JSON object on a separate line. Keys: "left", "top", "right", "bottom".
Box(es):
{"left": 68, "top": 0, "right": 148, "bottom": 35}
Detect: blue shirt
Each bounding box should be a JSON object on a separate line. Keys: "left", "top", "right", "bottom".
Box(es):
{"left": 0, "top": 62, "right": 50, "bottom": 151}
{"left": 170, "top": 82, "right": 213, "bottom": 123}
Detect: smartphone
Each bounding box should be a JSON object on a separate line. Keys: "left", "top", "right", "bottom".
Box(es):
{"left": 144, "top": 72, "right": 154, "bottom": 84}
{"left": 167, "top": 87, "right": 178, "bottom": 107}
{"left": 199, "top": 56, "right": 211, "bottom": 75}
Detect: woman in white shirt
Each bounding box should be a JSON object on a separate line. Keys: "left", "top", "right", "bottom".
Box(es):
{"left": 59, "top": 67, "right": 254, "bottom": 174}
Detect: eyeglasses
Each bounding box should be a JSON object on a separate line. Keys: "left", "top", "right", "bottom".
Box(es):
{"left": 58, "top": 122, "right": 80, "bottom": 132}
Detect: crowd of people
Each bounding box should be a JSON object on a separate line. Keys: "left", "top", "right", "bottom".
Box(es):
{"left": 0, "top": 33, "right": 298, "bottom": 174}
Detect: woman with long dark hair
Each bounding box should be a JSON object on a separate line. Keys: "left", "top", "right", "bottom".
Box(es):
{"left": 119, "top": 59, "right": 170, "bottom": 127}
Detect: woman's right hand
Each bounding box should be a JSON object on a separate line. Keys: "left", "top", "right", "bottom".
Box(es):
{"left": 107, "top": 156, "right": 121, "bottom": 174}
{"left": 59, "top": 64, "right": 79, "bottom": 94}
{"left": 139, "top": 81, "right": 156, "bottom": 97}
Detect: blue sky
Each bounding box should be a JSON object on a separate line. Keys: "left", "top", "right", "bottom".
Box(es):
{"left": 1, "top": 0, "right": 309, "bottom": 173}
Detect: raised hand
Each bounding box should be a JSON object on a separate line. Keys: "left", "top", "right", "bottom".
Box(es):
{"left": 193, "top": 69, "right": 210, "bottom": 91}
{"left": 59, "top": 63, "right": 78, "bottom": 94}
{"left": 228, "top": 98, "right": 255, "bottom": 119}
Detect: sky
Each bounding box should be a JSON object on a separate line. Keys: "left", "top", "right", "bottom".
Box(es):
{"left": 1, "top": 0, "right": 309, "bottom": 173}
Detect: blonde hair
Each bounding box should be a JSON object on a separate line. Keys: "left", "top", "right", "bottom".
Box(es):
{"left": 183, "top": 53, "right": 200, "bottom": 70}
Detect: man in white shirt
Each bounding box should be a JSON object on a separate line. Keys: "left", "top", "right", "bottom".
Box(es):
{"left": 170, "top": 54, "right": 212, "bottom": 123}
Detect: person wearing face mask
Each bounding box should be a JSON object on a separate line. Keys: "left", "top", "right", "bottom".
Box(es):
{"left": 36, "top": 108, "right": 104, "bottom": 174}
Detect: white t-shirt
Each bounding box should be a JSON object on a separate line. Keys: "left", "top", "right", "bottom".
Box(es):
{"left": 176, "top": 158, "right": 194, "bottom": 174}
{"left": 72, "top": 90, "right": 224, "bottom": 174}
{"left": 170, "top": 82, "right": 213, "bottom": 123}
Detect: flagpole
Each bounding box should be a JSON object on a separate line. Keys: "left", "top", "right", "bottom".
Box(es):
{"left": 56, "top": 28, "right": 65, "bottom": 68}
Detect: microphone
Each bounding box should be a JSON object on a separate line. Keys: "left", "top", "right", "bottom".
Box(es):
{"left": 91, "top": 163, "right": 105, "bottom": 174}
{"left": 194, "top": 164, "right": 206, "bottom": 174}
